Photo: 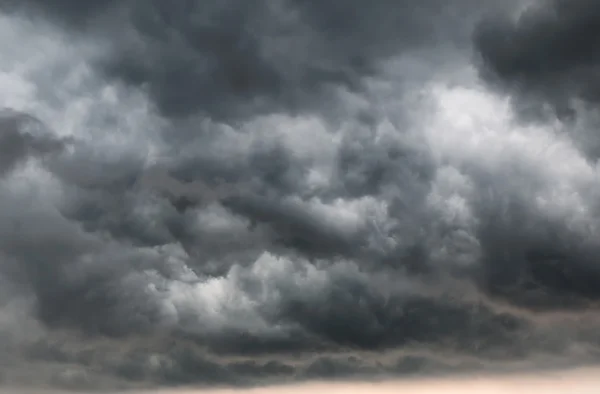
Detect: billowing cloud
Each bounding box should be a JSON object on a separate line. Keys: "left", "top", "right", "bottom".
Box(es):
{"left": 473, "top": 0, "right": 600, "bottom": 121}
{"left": 0, "top": 0, "right": 599, "bottom": 391}
{"left": 0, "top": 110, "right": 68, "bottom": 176}
{"left": 3, "top": 0, "right": 516, "bottom": 122}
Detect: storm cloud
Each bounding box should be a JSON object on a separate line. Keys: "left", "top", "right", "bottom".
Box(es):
{"left": 4, "top": 0, "right": 515, "bottom": 121}
{"left": 0, "top": 0, "right": 600, "bottom": 391}
{"left": 473, "top": 0, "right": 600, "bottom": 121}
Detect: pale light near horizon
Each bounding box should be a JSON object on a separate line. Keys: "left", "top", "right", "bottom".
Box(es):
{"left": 141, "top": 368, "right": 600, "bottom": 394}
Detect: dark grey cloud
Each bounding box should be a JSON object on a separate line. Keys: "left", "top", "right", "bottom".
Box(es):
{"left": 473, "top": 0, "right": 600, "bottom": 120}
{"left": 4, "top": 0, "right": 600, "bottom": 391}
{"left": 3, "top": 0, "right": 513, "bottom": 122}
{"left": 105, "top": 0, "right": 522, "bottom": 122}
{"left": 453, "top": 162, "right": 600, "bottom": 310}
{"left": 0, "top": 0, "right": 119, "bottom": 29}
{"left": 0, "top": 111, "right": 68, "bottom": 177}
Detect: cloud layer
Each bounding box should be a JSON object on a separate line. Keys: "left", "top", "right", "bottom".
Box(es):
{"left": 0, "top": 0, "right": 600, "bottom": 390}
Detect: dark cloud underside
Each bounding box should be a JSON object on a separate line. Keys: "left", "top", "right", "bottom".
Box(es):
{"left": 1, "top": 0, "right": 600, "bottom": 391}
{"left": 474, "top": 0, "right": 600, "bottom": 119}
{"left": 4, "top": 0, "right": 513, "bottom": 121}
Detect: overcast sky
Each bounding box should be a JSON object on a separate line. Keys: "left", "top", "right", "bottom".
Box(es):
{"left": 1, "top": 0, "right": 600, "bottom": 391}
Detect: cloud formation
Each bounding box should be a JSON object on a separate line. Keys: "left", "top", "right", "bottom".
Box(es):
{"left": 473, "top": 0, "right": 600, "bottom": 120}
{"left": 5, "top": 0, "right": 514, "bottom": 121}
{"left": 0, "top": 0, "right": 600, "bottom": 391}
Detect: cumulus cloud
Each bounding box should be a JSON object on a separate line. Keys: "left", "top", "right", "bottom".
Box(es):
{"left": 0, "top": 110, "right": 68, "bottom": 176}
{"left": 0, "top": 0, "right": 599, "bottom": 391}
{"left": 3, "top": 0, "right": 517, "bottom": 122}
{"left": 473, "top": 0, "right": 600, "bottom": 120}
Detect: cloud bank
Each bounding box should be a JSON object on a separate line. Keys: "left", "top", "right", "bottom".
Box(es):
{"left": 0, "top": 0, "right": 599, "bottom": 390}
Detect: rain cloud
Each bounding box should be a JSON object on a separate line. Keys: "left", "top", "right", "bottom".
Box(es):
{"left": 0, "top": 0, "right": 599, "bottom": 390}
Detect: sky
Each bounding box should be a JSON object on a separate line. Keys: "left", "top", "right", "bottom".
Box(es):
{"left": 1, "top": 0, "right": 600, "bottom": 391}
